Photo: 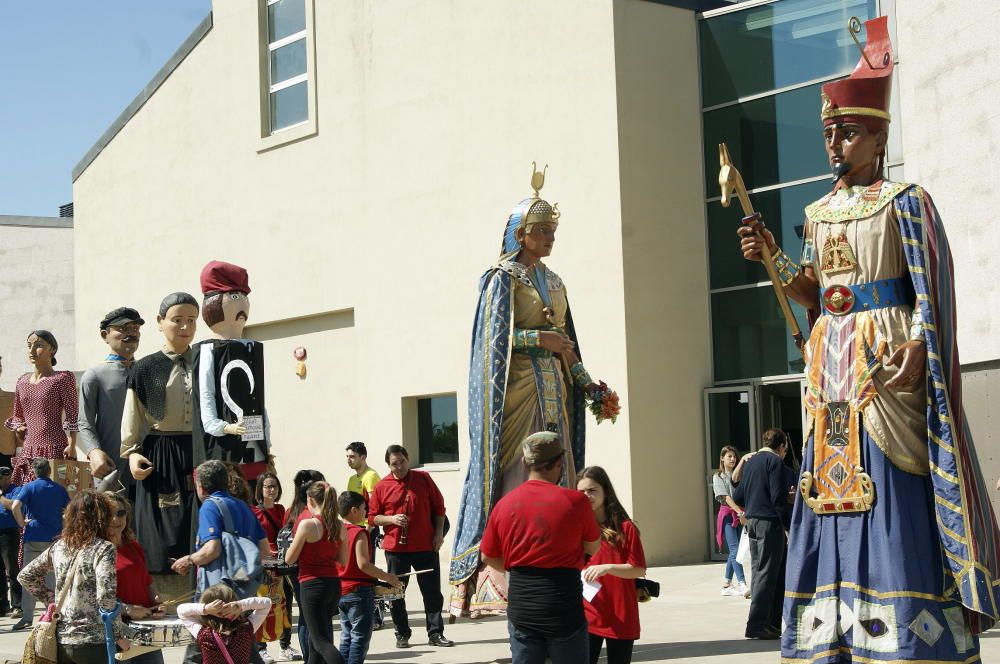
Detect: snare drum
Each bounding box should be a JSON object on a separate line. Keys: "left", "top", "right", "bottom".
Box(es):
{"left": 374, "top": 584, "right": 406, "bottom": 602}
{"left": 129, "top": 619, "right": 194, "bottom": 648}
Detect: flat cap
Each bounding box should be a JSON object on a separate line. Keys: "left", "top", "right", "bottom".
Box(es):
{"left": 521, "top": 431, "right": 564, "bottom": 464}
{"left": 100, "top": 307, "right": 144, "bottom": 330}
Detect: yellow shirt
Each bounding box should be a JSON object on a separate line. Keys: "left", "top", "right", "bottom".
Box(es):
{"left": 347, "top": 468, "right": 381, "bottom": 526}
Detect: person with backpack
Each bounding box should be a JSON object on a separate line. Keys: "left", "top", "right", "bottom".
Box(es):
{"left": 177, "top": 582, "right": 271, "bottom": 664}
{"left": 284, "top": 481, "right": 349, "bottom": 664}
{"left": 171, "top": 460, "right": 269, "bottom": 599}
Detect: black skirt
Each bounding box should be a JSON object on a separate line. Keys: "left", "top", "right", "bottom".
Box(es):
{"left": 133, "top": 433, "right": 195, "bottom": 574}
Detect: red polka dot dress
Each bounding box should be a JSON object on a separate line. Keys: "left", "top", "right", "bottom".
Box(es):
{"left": 4, "top": 371, "right": 79, "bottom": 486}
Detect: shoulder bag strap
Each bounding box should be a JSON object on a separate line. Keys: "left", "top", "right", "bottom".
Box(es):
{"left": 211, "top": 630, "right": 237, "bottom": 664}
{"left": 259, "top": 507, "right": 281, "bottom": 533}
{"left": 209, "top": 496, "right": 236, "bottom": 534}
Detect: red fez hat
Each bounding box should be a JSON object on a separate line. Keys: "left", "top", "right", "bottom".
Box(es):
{"left": 200, "top": 260, "right": 251, "bottom": 295}
{"left": 821, "top": 16, "right": 893, "bottom": 128}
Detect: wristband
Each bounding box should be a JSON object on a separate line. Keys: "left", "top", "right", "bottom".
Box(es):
{"left": 570, "top": 362, "right": 593, "bottom": 389}
{"left": 771, "top": 248, "right": 801, "bottom": 287}
{"left": 513, "top": 329, "right": 542, "bottom": 349}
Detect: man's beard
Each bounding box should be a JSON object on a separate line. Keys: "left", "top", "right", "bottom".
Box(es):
{"left": 832, "top": 161, "right": 852, "bottom": 183}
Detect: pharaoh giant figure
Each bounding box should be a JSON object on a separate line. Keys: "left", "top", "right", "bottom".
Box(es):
{"left": 738, "top": 17, "right": 1000, "bottom": 661}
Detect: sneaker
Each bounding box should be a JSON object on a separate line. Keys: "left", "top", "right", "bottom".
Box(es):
{"left": 279, "top": 647, "right": 303, "bottom": 661}
{"left": 721, "top": 585, "right": 742, "bottom": 597}
{"left": 259, "top": 649, "right": 275, "bottom": 664}
{"left": 10, "top": 618, "right": 31, "bottom": 631}
{"left": 396, "top": 635, "right": 411, "bottom": 649}
{"left": 9, "top": 608, "right": 21, "bottom": 619}
{"left": 737, "top": 581, "right": 749, "bottom": 596}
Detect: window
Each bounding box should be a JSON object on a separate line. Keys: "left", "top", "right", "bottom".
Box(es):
{"left": 402, "top": 394, "right": 459, "bottom": 466}
{"left": 266, "top": 0, "right": 308, "bottom": 132}
{"left": 258, "top": 0, "right": 316, "bottom": 149}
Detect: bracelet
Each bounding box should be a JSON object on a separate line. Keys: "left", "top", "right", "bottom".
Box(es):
{"left": 771, "top": 248, "right": 801, "bottom": 287}
{"left": 570, "top": 362, "right": 593, "bottom": 389}
{"left": 513, "top": 329, "right": 542, "bottom": 349}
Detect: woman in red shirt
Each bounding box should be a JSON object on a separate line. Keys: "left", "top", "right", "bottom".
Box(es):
{"left": 252, "top": 471, "right": 298, "bottom": 662}
{"left": 284, "top": 481, "right": 349, "bottom": 664}
{"left": 577, "top": 466, "right": 647, "bottom": 664}
{"left": 108, "top": 493, "right": 164, "bottom": 664}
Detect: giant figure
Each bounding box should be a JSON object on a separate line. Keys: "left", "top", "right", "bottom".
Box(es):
{"left": 738, "top": 18, "right": 1000, "bottom": 661}
{"left": 450, "top": 166, "right": 599, "bottom": 618}
{"left": 192, "top": 261, "right": 270, "bottom": 486}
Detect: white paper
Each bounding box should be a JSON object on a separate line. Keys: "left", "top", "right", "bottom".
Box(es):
{"left": 581, "top": 572, "right": 602, "bottom": 603}
{"left": 241, "top": 414, "right": 265, "bottom": 442}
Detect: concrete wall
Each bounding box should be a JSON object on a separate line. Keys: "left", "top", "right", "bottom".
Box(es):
{"left": 895, "top": 2, "right": 1000, "bottom": 364}
{"left": 959, "top": 362, "right": 1000, "bottom": 520}
{"left": 0, "top": 217, "right": 75, "bottom": 389}
{"left": 73, "top": 0, "right": 656, "bottom": 582}
{"left": 613, "top": 0, "right": 711, "bottom": 564}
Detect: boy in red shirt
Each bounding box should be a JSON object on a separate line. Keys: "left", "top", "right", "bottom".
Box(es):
{"left": 480, "top": 431, "right": 601, "bottom": 664}
{"left": 336, "top": 491, "right": 401, "bottom": 664}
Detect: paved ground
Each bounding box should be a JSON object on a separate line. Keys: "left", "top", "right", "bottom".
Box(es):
{"left": 0, "top": 563, "right": 998, "bottom": 662}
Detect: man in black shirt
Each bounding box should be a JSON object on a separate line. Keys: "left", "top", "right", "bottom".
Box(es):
{"left": 733, "top": 428, "right": 793, "bottom": 640}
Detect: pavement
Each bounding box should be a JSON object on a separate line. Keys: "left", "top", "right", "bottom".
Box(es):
{"left": 0, "top": 563, "right": 998, "bottom": 663}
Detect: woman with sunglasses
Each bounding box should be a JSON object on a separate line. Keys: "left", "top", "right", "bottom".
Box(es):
{"left": 108, "top": 493, "right": 164, "bottom": 664}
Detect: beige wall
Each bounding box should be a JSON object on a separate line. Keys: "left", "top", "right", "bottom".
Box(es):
{"left": 73, "top": 0, "right": 694, "bottom": 584}
{"left": 613, "top": 0, "right": 711, "bottom": 564}
{"left": 0, "top": 219, "right": 75, "bottom": 388}
{"left": 895, "top": 2, "right": 1000, "bottom": 364}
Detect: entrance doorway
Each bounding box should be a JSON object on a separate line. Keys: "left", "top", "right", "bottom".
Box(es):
{"left": 704, "top": 378, "right": 804, "bottom": 561}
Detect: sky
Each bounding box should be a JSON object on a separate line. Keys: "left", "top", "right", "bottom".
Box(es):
{"left": 0, "top": 1, "right": 212, "bottom": 217}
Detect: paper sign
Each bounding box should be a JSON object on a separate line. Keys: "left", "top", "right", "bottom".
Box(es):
{"left": 241, "top": 415, "right": 265, "bottom": 442}
{"left": 582, "top": 572, "right": 602, "bottom": 603}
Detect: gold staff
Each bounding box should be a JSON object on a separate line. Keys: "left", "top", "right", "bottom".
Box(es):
{"left": 718, "top": 143, "right": 805, "bottom": 356}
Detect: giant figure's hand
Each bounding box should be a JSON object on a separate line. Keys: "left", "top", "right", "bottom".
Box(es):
{"left": 884, "top": 339, "right": 927, "bottom": 391}
{"left": 736, "top": 225, "right": 777, "bottom": 262}
{"left": 223, "top": 422, "right": 246, "bottom": 436}
{"left": 88, "top": 449, "right": 115, "bottom": 478}
{"left": 129, "top": 453, "right": 154, "bottom": 481}
{"left": 539, "top": 331, "right": 575, "bottom": 354}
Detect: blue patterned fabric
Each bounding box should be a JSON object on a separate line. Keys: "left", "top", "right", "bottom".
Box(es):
{"left": 502, "top": 199, "right": 534, "bottom": 254}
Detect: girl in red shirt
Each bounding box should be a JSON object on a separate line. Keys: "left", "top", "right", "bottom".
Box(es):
{"left": 284, "top": 481, "right": 349, "bottom": 664}
{"left": 252, "top": 471, "right": 298, "bottom": 662}
{"left": 577, "top": 466, "right": 647, "bottom": 664}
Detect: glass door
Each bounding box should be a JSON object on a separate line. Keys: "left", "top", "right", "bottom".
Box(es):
{"left": 704, "top": 386, "right": 756, "bottom": 562}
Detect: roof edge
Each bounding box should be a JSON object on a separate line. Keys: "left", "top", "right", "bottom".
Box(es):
{"left": 72, "top": 12, "right": 214, "bottom": 183}
{"left": 0, "top": 215, "right": 73, "bottom": 229}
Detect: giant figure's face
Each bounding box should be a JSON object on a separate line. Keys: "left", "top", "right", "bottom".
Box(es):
{"left": 214, "top": 291, "right": 251, "bottom": 339}
{"left": 158, "top": 304, "right": 199, "bottom": 351}
{"left": 518, "top": 222, "right": 557, "bottom": 260}
{"left": 102, "top": 322, "right": 142, "bottom": 359}
{"left": 823, "top": 121, "right": 887, "bottom": 185}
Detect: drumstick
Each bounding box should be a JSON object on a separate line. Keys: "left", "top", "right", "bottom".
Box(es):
{"left": 398, "top": 569, "right": 433, "bottom": 577}
{"left": 158, "top": 589, "right": 197, "bottom": 607}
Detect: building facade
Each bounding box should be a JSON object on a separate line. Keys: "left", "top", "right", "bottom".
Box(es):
{"left": 71, "top": 0, "right": 1000, "bottom": 573}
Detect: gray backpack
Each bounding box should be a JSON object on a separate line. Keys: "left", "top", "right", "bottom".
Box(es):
{"left": 197, "top": 496, "right": 264, "bottom": 599}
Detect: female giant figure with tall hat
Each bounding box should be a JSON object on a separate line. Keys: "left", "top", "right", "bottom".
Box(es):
{"left": 449, "top": 166, "right": 599, "bottom": 618}
{"left": 739, "top": 17, "right": 1000, "bottom": 661}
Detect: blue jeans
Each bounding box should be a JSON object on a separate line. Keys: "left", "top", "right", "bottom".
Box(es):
{"left": 508, "top": 621, "right": 589, "bottom": 664}
{"left": 339, "top": 587, "right": 374, "bottom": 664}
{"left": 723, "top": 519, "right": 746, "bottom": 584}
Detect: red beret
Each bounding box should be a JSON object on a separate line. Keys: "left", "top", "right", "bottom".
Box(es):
{"left": 200, "top": 260, "right": 251, "bottom": 295}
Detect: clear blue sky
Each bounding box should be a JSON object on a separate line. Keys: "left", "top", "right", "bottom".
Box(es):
{"left": 0, "top": 1, "right": 212, "bottom": 217}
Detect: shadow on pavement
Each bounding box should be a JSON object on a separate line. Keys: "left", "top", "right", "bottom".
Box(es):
{"left": 630, "top": 638, "right": 781, "bottom": 660}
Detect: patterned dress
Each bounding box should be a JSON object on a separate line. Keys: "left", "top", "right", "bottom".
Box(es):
{"left": 4, "top": 371, "right": 78, "bottom": 486}
{"left": 783, "top": 182, "right": 1000, "bottom": 663}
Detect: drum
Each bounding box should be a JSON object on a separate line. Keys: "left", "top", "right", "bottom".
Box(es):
{"left": 374, "top": 584, "right": 406, "bottom": 602}
{"left": 129, "top": 619, "right": 194, "bottom": 648}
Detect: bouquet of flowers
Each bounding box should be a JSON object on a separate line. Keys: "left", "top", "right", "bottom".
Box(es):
{"left": 587, "top": 381, "right": 621, "bottom": 424}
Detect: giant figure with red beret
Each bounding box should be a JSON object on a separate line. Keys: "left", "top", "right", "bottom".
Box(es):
{"left": 192, "top": 261, "right": 271, "bottom": 487}
{"left": 738, "top": 16, "right": 1000, "bottom": 661}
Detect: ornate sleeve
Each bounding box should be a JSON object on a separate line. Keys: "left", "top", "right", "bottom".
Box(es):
{"left": 4, "top": 377, "right": 25, "bottom": 431}
{"left": 60, "top": 372, "right": 79, "bottom": 432}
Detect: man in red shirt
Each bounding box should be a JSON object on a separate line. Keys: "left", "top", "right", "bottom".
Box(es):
{"left": 480, "top": 431, "right": 601, "bottom": 664}
{"left": 369, "top": 444, "right": 453, "bottom": 649}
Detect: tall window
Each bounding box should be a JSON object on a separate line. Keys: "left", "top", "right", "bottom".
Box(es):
{"left": 266, "top": 0, "right": 308, "bottom": 132}
{"left": 416, "top": 395, "right": 459, "bottom": 465}
{"left": 699, "top": 0, "right": 899, "bottom": 382}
